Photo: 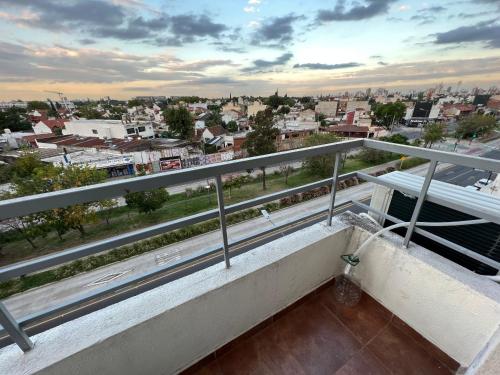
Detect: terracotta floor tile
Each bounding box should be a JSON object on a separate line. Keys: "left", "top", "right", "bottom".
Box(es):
{"left": 335, "top": 348, "right": 390, "bottom": 375}
{"left": 318, "top": 285, "right": 392, "bottom": 345}
{"left": 367, "top": 323, "right": 452, "bottom": 375}
{"left": 268, "top": 297, "right": 362, "bottom": 374}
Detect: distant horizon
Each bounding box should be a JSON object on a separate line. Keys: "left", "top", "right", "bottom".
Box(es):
{"left": 1, "top": 0, "right": 499, "bottom": 100}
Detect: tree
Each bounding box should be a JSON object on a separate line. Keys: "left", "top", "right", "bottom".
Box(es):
{"left": 303, "top": 133, "right": 341, "bottom": 178}
{"left": 455, "top": 114, "right": 497, "bottom": 141}
{"left": 279, "top": 164, "right": 293, "bottom": 185}
{"left": 423, "top": 123, "right": 445, "bottom": 148}
{"left": 76, "top": 105, "right": 102, "bottom": 119}
{"left": 127, "top": 99, "right": 145, "bottom": 108}
{"left": 205, "top": 111, "right": 222, "bottom": 127}
{"left": 164, "top": 107, "right": 194, "bottom": 140}
{"left": 226, "top": 120, "right": 238, "bottom": 133}
{"left": 26, "top": 164, "right": 108, "bottom": 238}
{"left": 278, "top": 106, "right": 290, "bottom": 115}
{"left": 378, "top": 134, "right": 409, "bottom": 145}
{"left": 27, "top": 101, "right": 50, "bottom": 111}
{"left": 243, "top": 108, "right": 280, "bottom": 190}
{"left": 373, "top": 102, "right": 406, "bottom": 130}
{"left": 223, "top": 175, "right": 248, "bottom": 199}
{"left": 125, "top": 188, "right": 169, "bottom": 214}
{"left": 0, "top": 108, "right": 32, "bottom": 132}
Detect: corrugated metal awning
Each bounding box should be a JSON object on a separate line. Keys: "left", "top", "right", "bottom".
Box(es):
{"left": 377, "top": 171, "right": 500, "bottom": 225}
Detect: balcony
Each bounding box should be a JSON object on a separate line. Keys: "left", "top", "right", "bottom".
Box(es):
{"left": 0, "top": 139, "right": 499, "bottom": 374}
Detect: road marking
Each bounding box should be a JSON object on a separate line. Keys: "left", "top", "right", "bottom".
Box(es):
{"left": 155, "top": 252, "right": 182, "bottom": 266}
{"left": 87, "top": 269, "right": 132, "bottom": 287}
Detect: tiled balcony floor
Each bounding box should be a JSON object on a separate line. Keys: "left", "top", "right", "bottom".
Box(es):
{"left": 184, "top": 280, "right": 459, "bottom": 375}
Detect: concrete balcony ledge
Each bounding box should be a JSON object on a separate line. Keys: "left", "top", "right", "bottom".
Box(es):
{"left": 1, "top": 212, "right": 500, "bottom": 374}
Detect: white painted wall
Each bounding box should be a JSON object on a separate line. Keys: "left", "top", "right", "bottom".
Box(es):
{"left": 347, "top": 229, "right": 500, "bottom": 366}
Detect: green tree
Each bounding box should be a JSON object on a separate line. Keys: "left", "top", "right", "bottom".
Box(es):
{"left": 378, "top": 134, "right": 410, "bottom": 145}
{"left": 223, "top": 175, "right": 248, "bottom": 199}
{"left": 455, "top": 114, "right": 497, "bottom": 141}
{"left": 226, "top": 120, "right": 238, "bottom": 133}
{"left": 27, "top": 101, "right": 50, "bottom": 111}
{"left": 125, "top": 188, "right": 169, "bottom": 214}
{"left": 164, "top": 107, "right": 194, "bottom": 140}
{"left": 423, "top": 123, "right": 445, "bottom": 148}
{"left": 205, "top": 111, "right": 222, "bottom": 127}
{"left": 244, "top": 108, "right": 280, "bottom": 190}
{"left": 127, "top": 99, "right": 145, "bottom": 108}
{"left": 23, "top": 164, "right": 108, "bottom": 238}
{"left": 76, "top": 105, "right": 102, "bottom": 119}
{"left": 303, "top": 133, "right": 341, "bottom": 177}
{"left": 373, "top": 102, "right": 406, "bottom": 130}
{"left": 0, "top": 108, "right": 32, "bottom": 132}
{"left": 278, "top": 106, "right": 290, "bottom": 115}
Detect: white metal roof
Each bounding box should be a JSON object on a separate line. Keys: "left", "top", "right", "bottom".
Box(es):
{"left": 378, "top": 171, "right": 500, "bottom": 225}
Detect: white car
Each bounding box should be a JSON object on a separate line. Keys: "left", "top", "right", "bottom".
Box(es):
{"left": 474, "top": 178, "right": 493, "bottom": 189}
{"left": 465, "top": 185, "right": 479, "bottom": 191}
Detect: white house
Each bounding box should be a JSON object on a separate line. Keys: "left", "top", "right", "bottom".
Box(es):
{"left": 221, "top": 110, "right": 240, "bottom": 124}
{"left": 33, "top": 119, "right": 67, "bottom": 135}
{"left": 247, "top": 101, "right": 267, "bottom": 117}
{"left": 315, "top": 101, "right": 338, "bottom": 117}
{"left": 63, "top": 119, "right": 155, "bottom": 139}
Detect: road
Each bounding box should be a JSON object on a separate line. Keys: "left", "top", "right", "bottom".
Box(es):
{"left": 433, "top": 149, "right": 500, "bottom": 188}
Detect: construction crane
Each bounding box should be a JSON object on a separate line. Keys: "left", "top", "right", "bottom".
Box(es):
{"left": 44, "top": 90, "right": 70, "bottom": 111}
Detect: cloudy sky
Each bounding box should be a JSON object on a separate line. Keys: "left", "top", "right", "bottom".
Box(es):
{"left": 0, "top": 0, "right": 499, "bottom": 100}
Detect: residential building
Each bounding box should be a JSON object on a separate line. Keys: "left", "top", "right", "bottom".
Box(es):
{"left": 33, "top": 119, "right": 67, "bottom": 135}
{"left": 247, "top": 101, "right": 267, "bottom": 117}
{"left": 63, "top": 119, "right": 155, "bottom": 139}
{"left": 315, "top": 101, "right": 338, "bottom": 117}
{"left": 221, "top": 109, "right": 240, "bottom": 124}
{"left": 346, "top": 100, "right": 371, "bottom": 113}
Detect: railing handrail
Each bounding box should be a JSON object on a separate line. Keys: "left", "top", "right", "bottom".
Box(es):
{"left": 0, "top": 139, "right": 364, "bottom": 220}
{"left": 1, "top": 138, "right": 500, "bottom": 353}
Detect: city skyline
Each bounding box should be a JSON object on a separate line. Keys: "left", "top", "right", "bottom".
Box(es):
{"left": 0, "top": 0, "right": 499, "bottom": 100}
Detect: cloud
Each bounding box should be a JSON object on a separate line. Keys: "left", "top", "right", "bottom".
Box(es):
{"left": 0, "top": 42, "right": 205, "bottom": 83}
{"left": 293, "top": 62, "right": 363, "bottom": 70}
{"left": 0, "top": 0, "right": 126, "bottom": 29}
{"left": 244, "top": 6, "right": 257, "bottom": 13}
{"left": 432, "top": 20, "right": 500, "bottom": 48}
{"left": 78, "top": 38, "right": 96, "bottom": 45}
{"left": 377, "top": 61, "right": 389, "bottom": 66}
{"left": 242, "top": 52, "right": 293, "bottom": 72}
{"left": 251, "top": 14, "right": 302, "bottom": 46}
{"left": 0, "top": 1, "right": 226, "bottom": 46}
{"left": 317, "top": 0, "right": 397, "bottom": 22}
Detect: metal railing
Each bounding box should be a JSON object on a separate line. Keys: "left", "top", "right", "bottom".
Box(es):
{"left": 0, "top": 138, "right": 499, "bottom": 353}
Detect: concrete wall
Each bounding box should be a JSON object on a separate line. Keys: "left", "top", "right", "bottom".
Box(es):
{"left": 0, "top": 219, "right": 353, "bottom": 375}
{"left": 347, "top": 228, "right": 500, "bottom": 367}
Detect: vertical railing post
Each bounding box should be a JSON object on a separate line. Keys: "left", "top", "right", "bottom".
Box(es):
{"left": 0, "top": 301, "right": 33, "bottom": 352}
{"left": 403, "top": 160, "right": 438, "bottom": 247}
{"left": 215, "top": 175, "right": 230, "bottom": 268}
{"left": 327, "top": 152, "right": 341, "bottom": 226}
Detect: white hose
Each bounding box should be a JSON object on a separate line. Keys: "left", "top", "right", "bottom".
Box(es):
{"left": 345, "top": 218, "right": 488, "bottom": 275}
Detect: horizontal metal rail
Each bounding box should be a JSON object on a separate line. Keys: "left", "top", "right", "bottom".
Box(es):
{"left": 364, "top": 139, "right": 500, "bottom": 173}
{"left": 1, "top": 138, "right": 500, "bottom": 353}
{"left": 0, "top": 139, "right": 364, "bottom": 220}
{"left": 0, "top": 201, "right": 355, "bottom": 348}
{"left": 351, "top": 200, "right": 500, "bottom": 270}
{"left": 0, "top": 172, "right": 355, "bottom": 282}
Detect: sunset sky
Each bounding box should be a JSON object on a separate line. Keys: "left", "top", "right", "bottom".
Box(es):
{"left": 0, "top": 0, "right": 499, "bottom": 100}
